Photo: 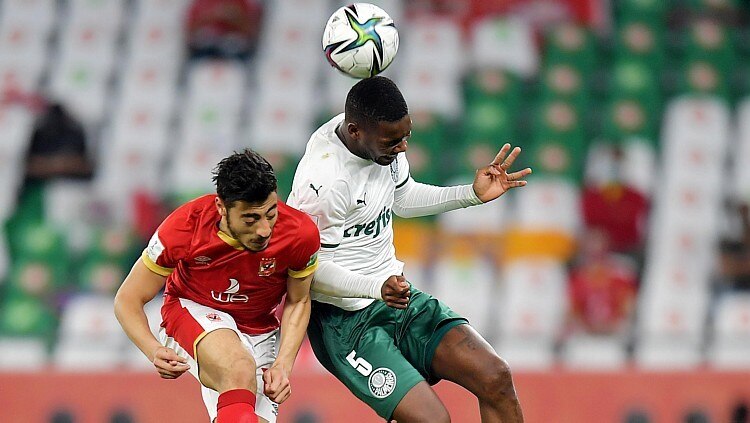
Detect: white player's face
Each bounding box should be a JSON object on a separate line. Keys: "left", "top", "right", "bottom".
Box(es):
{"left": 219, "top": 192, "right": 279, "bottom": 251}
{"left": 360, "top": 115, "right": 411, "bottom": 166}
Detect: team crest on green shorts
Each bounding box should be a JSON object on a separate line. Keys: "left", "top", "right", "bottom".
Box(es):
{"left": 368, "top": 368, "right": 397, "bottom": 398}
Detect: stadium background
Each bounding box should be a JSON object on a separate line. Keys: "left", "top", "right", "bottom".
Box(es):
{"left": 0, "top": 0, "right": 750, "bottom": 421}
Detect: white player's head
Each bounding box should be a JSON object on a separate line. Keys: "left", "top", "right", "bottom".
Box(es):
{"left": 341, "top": 76, "right": 411, "bottom": 166}
{"left": 212, "top": 149, "right": 279, "bottom": 252}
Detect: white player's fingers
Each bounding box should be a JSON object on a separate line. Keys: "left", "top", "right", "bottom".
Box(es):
{"left": 490, "top": 143, "right": 511, "bottom": 165}
{"left": 388, "top": 301, "right": 407, "bottom": 309}
{"left": 516, "top": 167, "right": 532, "bottom": 177}
{"left": 388, "top": 292, "right": 408, "bottom": 301}
{"left": 501, "top": 146, "right": 522, "bottom": 170}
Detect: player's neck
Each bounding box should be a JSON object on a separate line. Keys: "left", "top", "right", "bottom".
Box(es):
{"left": 336, "top": 122, "right": 369, "bottom": 162}
{"left": 217, "top": 217, "right": 232, "bottom": 239}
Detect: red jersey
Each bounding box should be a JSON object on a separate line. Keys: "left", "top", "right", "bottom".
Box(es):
{"left": 582, "top": 184, "right": 649, "bottom": 253}
{"left": 569, "top": 258, "right": 637, "bottom": 334}
{"left": 142, "top": 194, "right": 320, "bottom": 334}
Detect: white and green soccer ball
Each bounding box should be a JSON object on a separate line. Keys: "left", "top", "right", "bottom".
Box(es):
{"left": 322, "top": 3, "right": 399, "bottom": 79}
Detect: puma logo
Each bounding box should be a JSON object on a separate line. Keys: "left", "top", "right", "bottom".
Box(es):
{"left": 309, "top": 183, "right": 322, "bottom": 197}
{"left": 357, "top": 192, "right": 367, "bottom": 206}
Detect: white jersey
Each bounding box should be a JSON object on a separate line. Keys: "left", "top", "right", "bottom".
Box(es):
{"left": 288, "top": 114, "right": 409, "bottom": 311}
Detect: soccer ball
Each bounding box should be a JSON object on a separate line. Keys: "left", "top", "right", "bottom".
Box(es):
{"left": 322, "top": 3, "right": 399, "bottom": 79}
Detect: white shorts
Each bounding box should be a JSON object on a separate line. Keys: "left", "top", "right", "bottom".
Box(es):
{"left": 158, "top": 298, "right": 279, "bottom": 422}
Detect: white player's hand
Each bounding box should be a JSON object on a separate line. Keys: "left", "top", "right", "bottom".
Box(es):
{"left": 472, "top": 143, "right": 532, "bottom": 203}
{"left": 381, "top": 275, "right": 410, "bottom": 309}
{"left": 151, "top": 346, "right": 190, "bottom": 379}
{"left": 263, "top": 365, "right": 292, "bottom": 403}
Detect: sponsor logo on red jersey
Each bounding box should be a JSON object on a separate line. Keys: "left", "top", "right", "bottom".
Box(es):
{"left": 206, "top": 313, "right": 222, "bottom": 322}
{"left": 211, "top": 278, "right": 249, "bottom": 303}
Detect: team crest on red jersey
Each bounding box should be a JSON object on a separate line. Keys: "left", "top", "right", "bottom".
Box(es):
{"left": 206, "top": 313, "right": 222, "bottom": 322}
{"left": 258, "top": 258, "right": 276, "bottom": 276}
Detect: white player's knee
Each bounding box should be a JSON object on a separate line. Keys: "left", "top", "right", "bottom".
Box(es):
{"left": 478, "top": 356, "right": 517, "bottom": 402}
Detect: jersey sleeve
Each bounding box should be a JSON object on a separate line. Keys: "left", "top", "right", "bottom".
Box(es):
{"left": 287, "top": 215, "right": 321, "bottom": 279}
{"left": 289, "top": 176, "right": 351, "bottom": 252}
{"left": 394, "top": 152, "right": 411, "bottom": 188}
{"left": 141, "top": 204, "right": 194, "bottom": 276}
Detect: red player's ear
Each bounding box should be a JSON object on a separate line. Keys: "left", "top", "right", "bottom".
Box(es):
{"left": 215, "top": 197, "right": 226, "bottom": 216}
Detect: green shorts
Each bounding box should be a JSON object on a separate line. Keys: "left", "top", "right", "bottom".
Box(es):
{"left": 307, "top": 287, "right": 467, "bottom": 420}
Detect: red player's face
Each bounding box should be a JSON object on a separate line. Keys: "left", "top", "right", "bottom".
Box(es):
{"left": 218, "top": 192, "right": 278, "bottom": 252}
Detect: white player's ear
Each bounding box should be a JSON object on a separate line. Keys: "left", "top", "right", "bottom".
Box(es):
{"left": 347, "top": 122, "right": 360, "bottom": 139}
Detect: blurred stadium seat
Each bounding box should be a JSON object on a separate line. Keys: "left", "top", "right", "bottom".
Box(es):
{"left": 708, "top": 293, "right": 750, "bottom": 369}
{"left": 470, "top": 17, "right": 538, "bottom": 77}
{"left": 493, "top": 259, "right": 567, "bottom": 370}
{"left": 53, "top": 293, "right": 129, "bottom": 370}
{"left": 0, "top": 336, "right": 48, "bottom": 370}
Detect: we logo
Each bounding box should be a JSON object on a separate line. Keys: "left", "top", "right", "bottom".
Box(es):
{"left": 211, "top": 279, "right": 249, "bottom": 303}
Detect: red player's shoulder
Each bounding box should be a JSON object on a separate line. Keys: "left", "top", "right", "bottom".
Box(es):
{"left": 186, "top": 194, "right": 221, "bottom": 219}
{"left": 278, "top": 201, "right": 319, "bottom": 236}
{"left": 187, "top": 194, "right": 218, "bottom": 210}
{"left": 169, "top": 194, "right": 217, "bottom": 216}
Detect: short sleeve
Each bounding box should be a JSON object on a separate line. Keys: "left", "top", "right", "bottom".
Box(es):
{"left": 141, "top": 204, "right": 194, "bottom": 276}
{"left": 287, "top": 215, "right": 321, "bottom": 279}
{"left": 394, "top": 152, "right": 410, "bottom": 188}
{"left": 289, "top": 177, "right": 351, "bottom": 251}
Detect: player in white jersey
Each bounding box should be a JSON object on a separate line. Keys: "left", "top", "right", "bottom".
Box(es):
{"left": 288, "top": 77, "right": 530, "bottom": 422}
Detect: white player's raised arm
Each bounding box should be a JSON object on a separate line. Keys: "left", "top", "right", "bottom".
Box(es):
{"left": 393, "top": 177, "right": 482, "bottom": 218}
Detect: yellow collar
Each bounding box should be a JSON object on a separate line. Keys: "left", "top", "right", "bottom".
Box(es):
{"left": 217, "top": 230, "right": 245, "bottom": 251}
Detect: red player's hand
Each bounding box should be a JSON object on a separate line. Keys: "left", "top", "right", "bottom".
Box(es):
{"left": 151, "top": 346, "right": 190, "bottom": 379}
{"left": 263, "top": 365, "right": 292, "bottom": 404}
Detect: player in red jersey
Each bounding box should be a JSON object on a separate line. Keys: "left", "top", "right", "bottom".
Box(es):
{"left": 114, "top": 149, "right": 320, "bottom": 423}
